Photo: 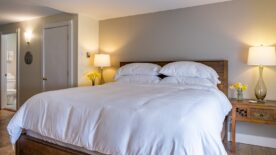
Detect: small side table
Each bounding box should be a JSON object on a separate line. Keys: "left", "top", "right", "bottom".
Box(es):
{"left": 230, "top": 99, "right": 276, "bottom": 145}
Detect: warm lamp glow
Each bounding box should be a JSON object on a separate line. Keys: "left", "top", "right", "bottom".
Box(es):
{"left": 24, "top": 30, "right": 33, "bottom": 44}
{"left": 247, "top": 45, "right": 276, "bottom": 102}
{"left": 94, "top": 54, "right": 110, "bottom": 68}
{"left": 94, "top": 54, "right": 111, "bottom": 84}
{"left": 248, "top": 46, "right": 276, "bottom": 66}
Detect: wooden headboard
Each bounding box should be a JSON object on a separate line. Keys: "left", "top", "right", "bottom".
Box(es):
{"left": 120, "top": 60, "right": 228, "bottom": 95}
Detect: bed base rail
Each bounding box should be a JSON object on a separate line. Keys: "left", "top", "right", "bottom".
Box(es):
{"left": 16, "top": 134, "right": 90, "bottom": 155}
{"left": 16, "top": 117, "right": 228, "bottom": 155}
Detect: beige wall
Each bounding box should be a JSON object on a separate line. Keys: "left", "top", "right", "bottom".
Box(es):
{"left": 99, "top": 0, "right": 276, "bottom": 145}
{"left": 0, "top": 13, "right": 78, "bottom": 106}
{"left": 78, "top": 15, "right": 99, "bottom": 86}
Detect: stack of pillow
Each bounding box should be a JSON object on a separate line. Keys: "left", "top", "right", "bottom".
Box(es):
{"left": 115, "top": 63, "right": 161, "bottom": 84}
{"left": 115, "top": 61, "right": 220, "bottom": 87}
{"left": 159, "top": 61, "right": 220, "bottom": 87}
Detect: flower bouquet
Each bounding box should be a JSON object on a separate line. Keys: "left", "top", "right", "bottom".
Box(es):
{"left": 230, "top": 82, "right": 247, "bottom": 100}
{"left": 85, "top": 71, "right": 100, "bottom": 86}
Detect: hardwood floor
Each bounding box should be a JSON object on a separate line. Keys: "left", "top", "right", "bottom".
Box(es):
{"left": 0, "top": 110, "right": 15, "bottom": 155}
{"left": 224, "top": 142, "right": 276, "bottom": 155}
{"left": 0, "top": 110, "right": 276, "bottom": 155}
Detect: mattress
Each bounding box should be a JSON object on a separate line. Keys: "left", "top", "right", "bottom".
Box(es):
{"left": 8, "top": 82, "right": 232, "bottom": 155}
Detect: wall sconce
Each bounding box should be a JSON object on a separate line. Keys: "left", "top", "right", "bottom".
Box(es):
{"left": 24, "top": 30, "right": 32, "bottom": 45}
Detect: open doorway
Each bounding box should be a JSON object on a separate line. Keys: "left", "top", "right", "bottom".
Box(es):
{"left": 1, "top": 32, "right": 18, "bottom": 111}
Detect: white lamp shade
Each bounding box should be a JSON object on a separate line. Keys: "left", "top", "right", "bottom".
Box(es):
{"left": 94, "top": 54, "right": 110, "bottom": 67}
{"left": 248, "top": 46, "right": 276, "bottom": 66}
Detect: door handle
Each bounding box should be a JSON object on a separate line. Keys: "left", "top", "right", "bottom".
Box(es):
{"left": 4, "top": 74, "right": 7, "bottom": 77}
{"left": 42, "top": 77, "right": 48, "bottom": 81}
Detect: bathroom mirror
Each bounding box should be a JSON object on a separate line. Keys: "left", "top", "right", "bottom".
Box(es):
{"left": 24, "top": 51, "right": 33, "bottom": 65}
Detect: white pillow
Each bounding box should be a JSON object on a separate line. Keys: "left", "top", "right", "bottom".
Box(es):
{"left": 116, "top": 75, "right": 161, "bottom": 84}
{"left": 159, "top": 61, "right": 220, "bottom": 84}
{"left": 115, "top": 63, "right": 161, "bottom": 80}
{"left": 160, "top": 77, "right": 216, "bottom": 87}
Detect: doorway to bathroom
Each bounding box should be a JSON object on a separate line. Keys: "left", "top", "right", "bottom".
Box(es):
{"left": 1, "top": 32, "right": 18, "bottom": 111}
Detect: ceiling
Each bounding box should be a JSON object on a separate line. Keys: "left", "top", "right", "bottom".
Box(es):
{"left": 0, "top": 0, "right": 231, "bottom": 25}
{"left": 0, "top": 0, "right": 61, "bottom": 25}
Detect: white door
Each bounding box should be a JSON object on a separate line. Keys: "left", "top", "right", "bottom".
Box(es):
{"left": 1, "top": 33, "right": 18, "bottom": 111}
{"left": 42, "top": 22, "right": 72, "bottom": 91}
{"left": 1, "top": 34, "right": 8, "bottom": 109}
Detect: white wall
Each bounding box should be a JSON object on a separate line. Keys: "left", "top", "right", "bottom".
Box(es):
{"left": 99, "top": 0, "right": 276, "bottom": 147}
{"left": 78, "top": 14, "right": 99, "bottom": 86}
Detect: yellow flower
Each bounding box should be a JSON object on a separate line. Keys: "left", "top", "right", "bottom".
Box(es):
{"left": 236, "top": 82, "right": 242, "bottom": 88}
{"left": 230, "top": 82, "right": 247, "bottom": 91}
{"left": 241, "top": 85, "right": 247, "bottom": 91}
{"left": 85, "top": 71, "right": 100, "bottom": 81}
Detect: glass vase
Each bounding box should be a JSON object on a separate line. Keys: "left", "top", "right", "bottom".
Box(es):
{"left": 255, "top": 66, "right": 267, "bottom": 102}
{"left": 237, "top": 89, "right": 243, "bottom": 101}
{"left": 91, "top": 79, "right": 95, "bottom": 86}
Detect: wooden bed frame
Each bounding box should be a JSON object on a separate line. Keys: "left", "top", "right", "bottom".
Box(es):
{"left": 16, "top": 60, "right": 228, "bottom": 155}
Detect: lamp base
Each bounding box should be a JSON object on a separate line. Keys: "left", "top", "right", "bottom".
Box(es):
{"left": 256, "top": 99, "right": 266, "bottom": 103}
{"left": 255, "top": 66, "right": 267, "bottom": 101}
{"left": 99, "top": 67, "right": 104, "bottom": 84}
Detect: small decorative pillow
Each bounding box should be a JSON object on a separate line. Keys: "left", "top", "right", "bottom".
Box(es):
{"left": 116, "top": 75, "right": 161, "bottom": 84}
{"left": 160, "top": 77, "right": 216, "bottom": 87}
{"left": 159, "top": 61, "right": 220, "bottom": 84}
{"left": 115, "top": 63, "right": 161, "bottom": 80}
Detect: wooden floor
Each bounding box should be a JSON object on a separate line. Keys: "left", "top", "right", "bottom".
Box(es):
{"left": 0, "top": 110, "right": 15, "bottom": 155}
{"left": 225, "top": 143, "right": 276, "bottom": 155}
{"left": 0, "top": 110, "right": 276, "bottom": 155}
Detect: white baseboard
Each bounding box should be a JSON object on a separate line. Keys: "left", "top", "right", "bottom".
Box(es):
{"left": 227, "top": 132, "right": 276, "bottom": 148}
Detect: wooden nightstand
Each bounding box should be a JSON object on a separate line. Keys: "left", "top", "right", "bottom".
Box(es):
{"left": 230, "top": 99, "right": 276, "bottom": 145}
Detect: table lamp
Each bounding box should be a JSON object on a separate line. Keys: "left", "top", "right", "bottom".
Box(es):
{"left": 94, "top": 54, "right": 110, "bottom": 84}
{"left": 247, "top": 46, "right": 276, "bottom": 102}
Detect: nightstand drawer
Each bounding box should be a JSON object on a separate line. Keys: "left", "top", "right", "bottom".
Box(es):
{"left": 250, "top": 108, "right": 275, "bottom": 121}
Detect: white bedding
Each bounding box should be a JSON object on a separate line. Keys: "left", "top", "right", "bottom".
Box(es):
{"left": 8, "top": 83, "right": 231, "bottom": 155}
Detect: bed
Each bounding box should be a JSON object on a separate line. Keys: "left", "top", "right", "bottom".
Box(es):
{"left": 8, "top": 60, "right": 231, "bottom": 155}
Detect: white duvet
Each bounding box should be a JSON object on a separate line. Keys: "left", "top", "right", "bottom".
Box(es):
{"left": 8, "top": 83, "right": 231, "bottom": 155}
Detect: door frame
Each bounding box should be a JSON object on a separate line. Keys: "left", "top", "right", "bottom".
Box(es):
{"left": 41, "top": 20, "right": 74, "bottom": 91}
{"left": 0, "top": 29, "right": 20, "bottom": 111}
